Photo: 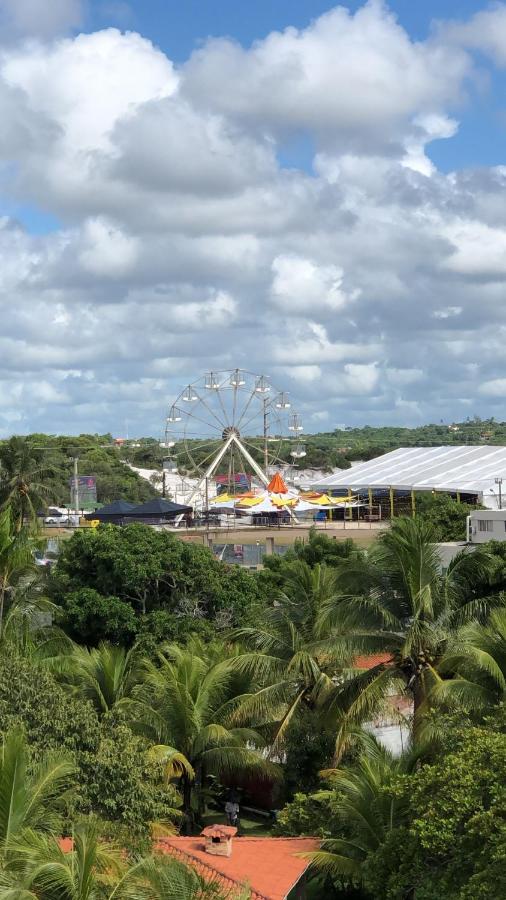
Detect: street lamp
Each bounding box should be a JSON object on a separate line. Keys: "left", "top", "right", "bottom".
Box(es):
{"left": 495, "top": 477, "right": 503, "bottom": 509}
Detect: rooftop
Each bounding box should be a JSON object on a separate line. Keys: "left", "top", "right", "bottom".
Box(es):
{"left": 312, "top": 445, "right": 506, "bottom": 507}
{"left": 158, "top": 834, "right": 319, "bottom": 900}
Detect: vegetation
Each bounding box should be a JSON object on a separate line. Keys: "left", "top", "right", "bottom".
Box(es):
{"left": 50, "top": 524, "right": 268, "bottom": 644}
{"left": 0, "top": 434, "right": 157, "bottom": 510}
{"left": 0, "top": 444, "right": 505, "bottom": 899}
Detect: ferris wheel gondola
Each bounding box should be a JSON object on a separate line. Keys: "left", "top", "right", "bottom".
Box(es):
{"left": 162, "top": 369, "right": 303, "bottom": 511}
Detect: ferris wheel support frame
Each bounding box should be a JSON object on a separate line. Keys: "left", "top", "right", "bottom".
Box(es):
{"left": 183, "top": 431, "right": 270, "bottom": 514}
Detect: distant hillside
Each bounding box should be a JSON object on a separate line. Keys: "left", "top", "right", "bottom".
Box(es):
{"left": 0, "top": 434, "right": 159, "bottom": 508}
{"left": 3, "top": 420, "right": 502, "bottom": 508}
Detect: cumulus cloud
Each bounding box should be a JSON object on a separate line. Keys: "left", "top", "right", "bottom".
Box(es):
{"left": 0, "top": 0, "right": 83, "bottom": 40}
{"left": 270, "top": 255, "right": 358, "bottom": 314}
{"left": 441, "top": 2, "right": 506, "bottom": 67}
{"left": 182, "top": 0, "right": 469, "bottom": 156}
{"left": 0, "top": 3, "right": 505, "bottom": 436}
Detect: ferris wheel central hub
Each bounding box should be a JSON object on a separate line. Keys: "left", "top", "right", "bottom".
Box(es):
{"left": 222, "top": 425, "right": 241, "bottom": 440}
{"left": 164, "top": 370, "right": 303, "bottom": 511}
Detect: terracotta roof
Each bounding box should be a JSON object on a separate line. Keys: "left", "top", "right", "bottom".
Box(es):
{"left": 354, "top": 653, "right": 393, "bottom": 669}
{"left": 158, "top": 835, "right": 319, "bottom": 900}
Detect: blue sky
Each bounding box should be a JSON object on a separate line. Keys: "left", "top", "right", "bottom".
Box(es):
{"left": 15, "top": 0, "right": 506, "bottom": 236}
{"left": 116, "top": 0, "right": 506, "bottom": 174}
{"left": 2, "top": 0, "right": 506, "bottom": 435}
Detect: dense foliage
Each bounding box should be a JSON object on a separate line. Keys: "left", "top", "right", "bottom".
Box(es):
{"left": 363, "top": 714, "right": 506, "bottom": 900}
{"left": 50, "top": 524, "right": 268, "bottom": 643}
{"left": 0, "top": 654, "right": 179, "bottom": 846}
{"left": 0, "top": 434, "right": 157, "bottom": 510}
{"left": 0, "top": 435, "right": 506, "bottom": 900}
{"left": 413, "top": 492, "right": 479, "bottom": 541}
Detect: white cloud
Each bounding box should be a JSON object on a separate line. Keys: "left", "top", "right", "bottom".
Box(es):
{"left": 442, "top": 220, "right": 506, "bottom": 276}
{"left": 478, "top": 378, "right": 506, "bottom": 396}
{"left": 78, "top": 218, "right": 139, "bottom": 277}
{"left": 0, "top": 3, "right": 504, "bottom": 435}
{"left": 183, "top": 0, "right": 469, "bottom": 156}
{"left": 270, "top": 255, "right": 358, "bottom": 314}
{"left": 2, "top": 29, "right": 177, "bottom": 154}
{"left": 442, "top": 3, "right": 506, "bottom": 67}
{"left": 0, "top": 0, "right": 83, "bottom": 39}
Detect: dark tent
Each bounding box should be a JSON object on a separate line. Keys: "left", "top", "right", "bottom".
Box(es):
{"left": 122, "top": 497, "right": 192, "bottom": 524}
{"left": 84, "top": 500, "right": 136, "bottom": 524}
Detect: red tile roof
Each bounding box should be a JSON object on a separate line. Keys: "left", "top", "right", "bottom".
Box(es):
{"left": 158, "top": 834, "right": 319, "bottom": 900}
{"left": 354, "top": 653, "right": 392, "bottom": 669}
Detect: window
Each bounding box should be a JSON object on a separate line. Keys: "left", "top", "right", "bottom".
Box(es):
{"left": 478, "top": 520, "right": 493, "bottom": 532}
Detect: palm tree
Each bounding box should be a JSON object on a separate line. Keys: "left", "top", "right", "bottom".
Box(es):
{"left": 0, "top": 821, "right": 219, "bottom": 899}
{"left": 433, "top": 606, "right": 506, "bottom": 711}
{"left": 316, "top": 517, "right": 497, "bottom": 753}
{"left": 0, "top": 506, "right": 35, "bottom": 638}
{"left": 62, "top": 642, "right": 144, "bottom": 716}
{"left": 0, "top": 437, "right": 54, "bottom": 531}
{"left": 0, "top": 728, "right": 75, "bottom": 864}
{"left": 307, "top": 734, "right": 421, "bottom": 888}
{"left": 131, "top": 640, "right": 278, "bottom": 832}
{"left": 232, "top": 561, "right": 352, "bottom": 747}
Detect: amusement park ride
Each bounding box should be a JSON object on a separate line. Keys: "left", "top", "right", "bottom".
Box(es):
{"left": 161, "top": 369, "right": 309, "bottom": 514}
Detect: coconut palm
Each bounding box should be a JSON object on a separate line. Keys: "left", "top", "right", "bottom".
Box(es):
{"left": 232, "top": 561, "right": 352, "bottom": 746}
{"left": 0, "top": 506, "right": 35, "bottom": 638}
{"left": 62, "top": 642, "right": 145, "bottom": 716}
{"left": 0, "top": 437, "right": 54, "bottom": 531}
{"left": 307, "top": 734, "right": 421, "bottom": 887}
{"left": 131, "top": 640, "right": 278, "bottom": 831}
{"left": 0, "top": 821, "right": 219, "bottom": 899}
{"left": 316, "top": 516, "right": 497, "bottom": 754}
{"left": 433, "top": 606, "right": 506, "bottom": 711}
{"left": 0, "top": 728, "right": 75, "bottom": 865}
{"left": 0, "top": 570, "right": 70, "bottom": 664}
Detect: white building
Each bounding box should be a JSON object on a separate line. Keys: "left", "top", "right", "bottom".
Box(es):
{"left": 468, "top": 509, "right": 506, "bottom": 543}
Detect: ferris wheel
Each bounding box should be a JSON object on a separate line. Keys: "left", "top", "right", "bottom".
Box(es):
{"left": 162, "top": 369, "right": 306, "bottom": 509}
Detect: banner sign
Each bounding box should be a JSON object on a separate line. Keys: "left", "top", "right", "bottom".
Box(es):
{"left": 69, "top": 475, "right": 97, "bottom": 510}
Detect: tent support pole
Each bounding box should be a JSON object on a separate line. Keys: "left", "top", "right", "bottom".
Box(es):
{"left": 411, "top": 489, "right": 416, "bottom": 518}
{"left": 390, "top": 486, "right": 395, "bottom": 519}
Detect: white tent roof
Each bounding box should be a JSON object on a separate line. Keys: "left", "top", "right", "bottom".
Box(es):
{"left": 311, "top": 446, "right": 506, "bottom": 508}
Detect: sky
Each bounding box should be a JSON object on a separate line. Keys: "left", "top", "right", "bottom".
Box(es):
{"left": 2, "top": 1, "right": 506, "bottom": 437}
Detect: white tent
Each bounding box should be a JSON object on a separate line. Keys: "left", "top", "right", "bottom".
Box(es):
{"left": 311, "top": 446, "right": 506, "bottom": 509}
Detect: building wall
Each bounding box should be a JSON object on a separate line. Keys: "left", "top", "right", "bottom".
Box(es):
{"left": 469, "top": 509, "right": 506, "bottom": 543}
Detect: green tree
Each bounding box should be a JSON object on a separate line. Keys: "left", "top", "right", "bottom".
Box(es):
{"left": 63, "top": 642, "right": 144, "bottom": 715}
{"left": 433, "top": 606, "right": 506, "bottom": 711}
{"left": 307, "top": 737, "right": 421, "bottom": 890}
{"left": 59, "top": 589, "right": 139, "bottom": 646}
{"left": 234, "top": 561, "right": 349, "bottom": 748}
{"left": 316, "top": 517, "right": 496, "bottom": 753}
{"left": 0, "top": 436, "right": 54, "bottom": 529}
{"left": 0, "top": 656, "right": 179, "bottom": 841}
{"left": 50, "top": 525, "right": 267, "bottom": 635}
{"left": 0, "top": 506, "right": 35, "bottom": 638}
{"left": 0, "top": 820, "right": 219, "bottom": 899}
{"left": 363, "top": 717, "right": 506, "bottom": 900}
{"left": 132, "top": 641, "right": 277, "bottom": 831}
{"left": 413, "top": 492, "right": 479, "bottom": 542}
{"left": 0, "top": 728, "right": 74, "bottom": 864}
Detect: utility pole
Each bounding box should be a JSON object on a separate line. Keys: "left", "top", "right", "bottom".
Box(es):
{"left": 495, "top": 477, "right": 503, "bottom": 509}
{"left": 72, "top": 457, "right": 79, "bottom": 518}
